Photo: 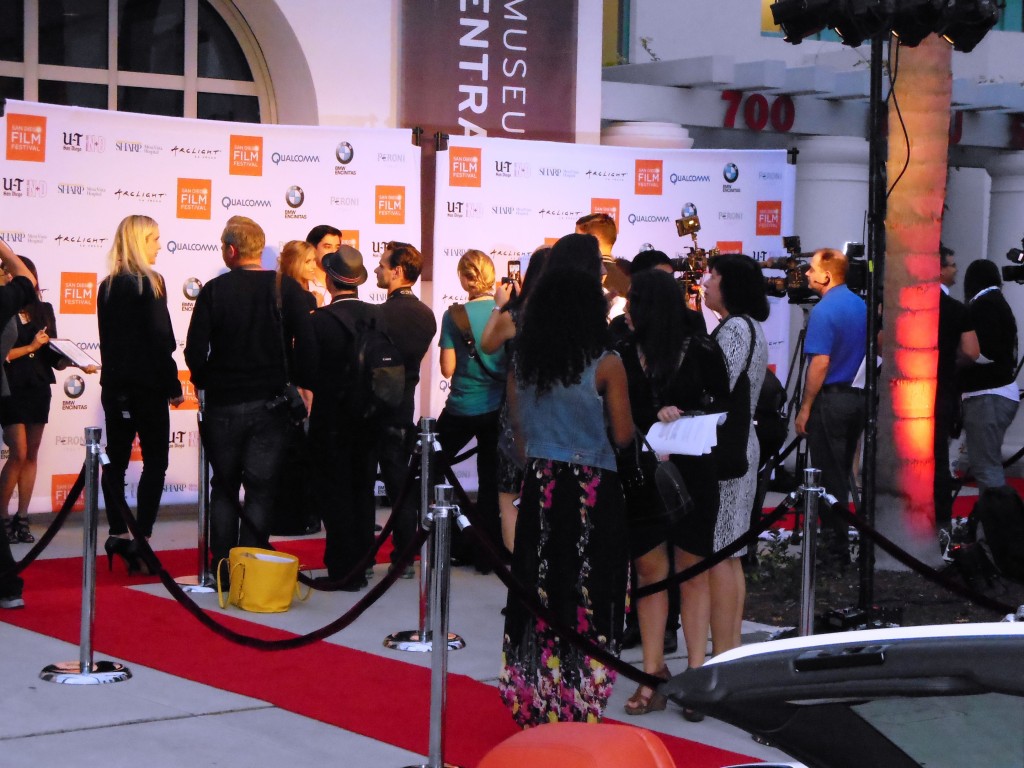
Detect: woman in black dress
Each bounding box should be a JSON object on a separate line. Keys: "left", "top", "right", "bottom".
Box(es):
{"left": 0, "top": 258, "right": 88, "bottom": 544}
{"left": 98, "top": 215, "right": 184, "bottom": 572}
{"left": 618, "top": 269, "right": 730, "bottom": 716}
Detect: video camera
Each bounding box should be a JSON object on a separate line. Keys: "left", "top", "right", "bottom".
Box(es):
{"left": 1002, "top": 238, "right": 1024, "bottom": 283}
{"left": 757, "top": 238, "right": 867, "bottom": 304}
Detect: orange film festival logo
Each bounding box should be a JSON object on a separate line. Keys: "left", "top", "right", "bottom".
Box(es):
{"left": 717, "top": 241, "right": 744, "bottom": 254}
{"left": 52, "top": 474, "right": 86, "bottom": 512}
{"left": 544, "top": 237, "right": 559, "bottom": 247}
{"left": 60, "top": 272, "right": 97, "bottom": 314}
{"left": 130, "top": 436, "right": 143, "bottom": 463}
{"left": 634, "top": 160, "right": 663, "bottom": 196}
{"left": 449, "top": 146, "right": 482, "bottom": 187}
{"left": 756, "top": 200, "right": 783, "bottom": 236}
{"left": 375, "top": 186, "right": 406, "bottom": 225}
{"left": 229, "top": 135, "right": 263, "bottom": 176}
{"left": 176, "top": 178, "right": 212, "bottom": 219}
{"left": 341, "top": 231, "right": 360, "bottom": 251}
{"left": 173, "top": 371, "right": 200, "bottom": 411}
{"left": 591, "top": 198, "right": 620, "bottom": 225}
{"left": 6, "top": 113, "right": 47, "bottom": 162}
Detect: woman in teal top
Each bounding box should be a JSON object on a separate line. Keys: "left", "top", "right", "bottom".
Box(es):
{"left": 438, "top": 249, "right": 507, "bottom": 569}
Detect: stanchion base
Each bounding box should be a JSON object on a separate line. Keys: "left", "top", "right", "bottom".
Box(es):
{"left": 383, "top": 630, "right": 466, "bottom": 653}
{"left": 401, "top": 763, "right": 461, "bottom": 768}
{"left": 39, "top": 660, "right": 132, "bottom": 685}
{"left": 175, "top": 574, "right": 216, "bottom": 593}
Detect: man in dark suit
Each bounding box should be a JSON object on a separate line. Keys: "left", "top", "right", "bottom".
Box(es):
{"left": 310, "top": 247, "right": 382, "bottom": 589}
{"left": 372, "top": 242, "right": 437, "bottom": 576}
{"left": 934, "top": 245, "right": 977, "bottom": 540}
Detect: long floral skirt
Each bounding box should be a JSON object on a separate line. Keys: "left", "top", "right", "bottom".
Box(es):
{"left": 499, "top": 458, "right": 628, "bottom": 727}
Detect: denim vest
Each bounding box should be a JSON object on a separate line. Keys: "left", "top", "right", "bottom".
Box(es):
{"left": 517, "top": 353, "right": 617, "bottom": 472}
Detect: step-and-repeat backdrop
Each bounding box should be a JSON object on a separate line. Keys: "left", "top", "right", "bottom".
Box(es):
{"left": 2, "top": 100, "right": 421, "bottom": 512}
{"left": 430, "top": 135, "right": 796, "bottom": 488}
{"left": 3, "top": 101, "right": 795, "bottom": 508}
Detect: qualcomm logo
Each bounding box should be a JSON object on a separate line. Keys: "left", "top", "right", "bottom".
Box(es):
{"left": 627, "top": 213, "right": 671, "bottom": 225}
{"left": 272, "top": 152, "right": 320, "bottom": 165}
{"left": 670, "top": 173, "right": 712, "bottom": 184}
{"left": 166, "top": 241, "right": 218, "bottom": 254}
{"left": 220, "top": 196, "right": 272, "bottom": 210}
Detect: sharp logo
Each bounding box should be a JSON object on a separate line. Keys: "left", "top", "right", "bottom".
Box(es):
{"left": 539, "top": 167, "right": 578, "bottom": 178}
{"left": 115, "top": 139, "right": 161, "bottom": 155}
{"left": 57, "top": 183, "right": 84, "bottom": 196}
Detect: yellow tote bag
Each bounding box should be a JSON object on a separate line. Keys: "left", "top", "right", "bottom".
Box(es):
{"left": 217, "top": 547, "right": 311, "bottom": 613}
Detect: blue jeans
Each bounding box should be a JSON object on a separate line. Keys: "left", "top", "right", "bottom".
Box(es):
{"left": 203, "top": 399, "right": 290, "bottom": 567}
{"left": 962, "top": 394, "right": 1019, "bottom": 492}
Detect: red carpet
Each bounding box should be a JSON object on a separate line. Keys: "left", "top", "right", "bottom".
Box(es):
{"left": 3, "top": 546, "right": 755, "bottom": 768}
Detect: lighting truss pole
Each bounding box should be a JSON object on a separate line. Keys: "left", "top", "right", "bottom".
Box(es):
{"left": 860, "top": 34, "right": 887, "bottom": 610}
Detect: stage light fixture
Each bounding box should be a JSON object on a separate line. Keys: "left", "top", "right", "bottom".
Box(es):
{"left": 936, "top": 0, "right": 1000, "bottom": 52}
{"left": 890, "top": 0, "right": 945, "bottom": 47}
{"left": 831, "top": 0, "right": 896, "bottom": 47}
{"left": 771, "top": 0, "right": 832, "bottom": 44}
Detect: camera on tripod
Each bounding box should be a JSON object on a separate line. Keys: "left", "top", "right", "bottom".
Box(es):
{"left": 1002, "top": 238, "right": 1024, "bottom": 283}
{"left": 758, "top": 235, "right": 816, "bottom": 304}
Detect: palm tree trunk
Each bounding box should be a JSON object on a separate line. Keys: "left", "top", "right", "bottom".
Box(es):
{"left": 875, "top": 35, "right": 952, "bottom": 567}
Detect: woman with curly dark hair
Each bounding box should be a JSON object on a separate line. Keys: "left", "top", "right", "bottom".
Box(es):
{"left": 499, "top": 234, "right": 633, "bottom": 727}
{"left": 617, "top": 268, "right": 730, "bottom": 717}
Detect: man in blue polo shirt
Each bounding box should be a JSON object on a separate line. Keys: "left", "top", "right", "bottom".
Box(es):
{"left": 795, "top": 248, "right": 867, "bottom": 565}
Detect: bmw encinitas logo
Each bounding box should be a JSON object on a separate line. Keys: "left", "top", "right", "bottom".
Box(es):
{"left": 336, "top": 141, "right": 354, "bottom": 164}
{"left": 682, "top": 202, "right": 698, "bottom": 217}
{"left": 286, "top": 185, "right": 305, "bottom": 208}
{"left": 723, "top": 163, "right": 739, "bottom": 184}
{"left": 183, "top": 277, "right": 203, "bottom": 300}
{"left": 64, "top": 374, "right": 85, "bottom": 399}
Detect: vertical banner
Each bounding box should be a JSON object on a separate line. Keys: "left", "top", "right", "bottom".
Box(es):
{"left": 399, "top": 0, "right": 579, "bottom": 141}
{"left": 1, "top": 100, "right": 420, "bottom": 512}
{"left": 431, "top": 136, "right": 797, "bottom": 444}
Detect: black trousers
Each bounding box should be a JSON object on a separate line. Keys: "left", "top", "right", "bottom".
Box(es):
{"left": 436, "top": 408, "right": 502, "bottom": 564}
{"left": 806, "top": 390, "right": 865, "bottom": 545}
{"left": 376, "top": 423, "right": 419, "bottom": 563}
{"left": 311, "top": 417, "right": 379, "bottom": 581}
{"left": 101, "top": 387, "right": 170, "bottom": 538}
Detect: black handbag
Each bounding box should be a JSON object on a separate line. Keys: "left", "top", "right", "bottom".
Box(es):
{"left": 711, "top": 316, "right": 756, "bottom": 481}
{"left": 619, "top": 430, "right": 693, "bottom": 531}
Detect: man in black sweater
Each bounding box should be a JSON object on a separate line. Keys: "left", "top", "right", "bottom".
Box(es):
{"left": 309, "top": 247, "right": 381, "bottom": 589}
{"left": 184, "top": 216, "right": 315, "bottom": 571}
{"left": 958, "top": 259, "right": 1019, "bottom": 492}
{"left": 372, "top": 242, "right": 437, "bottom": 575}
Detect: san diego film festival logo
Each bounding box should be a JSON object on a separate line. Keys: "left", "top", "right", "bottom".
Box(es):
{"left": 6, "top": 114, "right": 46, "bottom": 162}
{"left": 230, "top": 135, "right": 263, "bottom": 176}
{"left": 60, "top": 272, "right": 98, "bottom": 315}
{"left": 375, "top": 186, "right": 406, "bottom": 225}
{"left": 284, "top": 185, "right": 307, "bottom": 220}
{"left": 177, "top": 178, "right": 212, "bottom": 220}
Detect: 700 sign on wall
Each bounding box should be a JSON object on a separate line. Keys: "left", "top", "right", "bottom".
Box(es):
{"left": 721, "top": 90, "right": 795, "bottom": 133}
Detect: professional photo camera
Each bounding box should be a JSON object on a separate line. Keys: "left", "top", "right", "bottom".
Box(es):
{"left": 671, "top": 209, "right": 718, "bottom": 310}
{"left": 1003, "top": 238, "right": 1024, "bottom": 283}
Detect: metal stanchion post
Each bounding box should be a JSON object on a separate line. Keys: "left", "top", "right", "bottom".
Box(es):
{"left": 385, "top": 418, "right": 464, "bottom": 653}
{"left": 41, "top": 427, "right": 131, "bottom": 685}
{"left": 177, "top": 390, "right": 214, "bottom": 592}
{"left": 799, "top": 467, "right": 823, "bottom": 637}
{"left": 403, "top": 484, "right": 463, "bottom": 768}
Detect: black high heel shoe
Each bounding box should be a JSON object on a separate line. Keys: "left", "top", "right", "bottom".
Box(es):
{"left": 125, "top": 539, "right": 152, "bottom": 575}
{"left": 104, "top": 537, "right": 133, "bottom": 572}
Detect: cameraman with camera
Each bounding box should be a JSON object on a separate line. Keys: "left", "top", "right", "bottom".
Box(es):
{"left": 794, "top": 248, "right": 867, "bottom": 567}
{"left": 185, "top": 216, "right": 316, "bottom": 574}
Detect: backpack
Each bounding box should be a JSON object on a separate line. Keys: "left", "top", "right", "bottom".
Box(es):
{"left": 328, "top": 308, "right": 405, "bottom": 420}
{"left": 754, "top": 367, "right": 788, "bottom": 467}
{"left": 967, "top": 485, "right": 1024, "bottom": 582}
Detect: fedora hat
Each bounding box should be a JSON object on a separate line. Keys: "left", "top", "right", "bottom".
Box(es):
{"left": 322, "top": 244, "right": 367, "bottom": 287}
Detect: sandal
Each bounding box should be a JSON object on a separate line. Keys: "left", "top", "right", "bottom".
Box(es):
{"left": 623, "top": 665, "right": 670, "bottom": 716}
{"left": 3, "top": 518, "right": 14, "bottom": 544}
{"left": 9, "top": 516, "right": 34, "bottom": 544}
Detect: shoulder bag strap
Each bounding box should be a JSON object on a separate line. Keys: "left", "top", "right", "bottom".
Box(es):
{"left": 449, "top": 302, "right": 505, "bottom": 382}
